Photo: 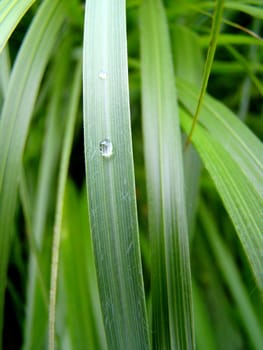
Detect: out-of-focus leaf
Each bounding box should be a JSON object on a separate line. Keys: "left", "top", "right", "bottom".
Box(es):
{"left": 0, "top": 0, "right": 36, "bottom": 52}
{"left": 0, "top": 0, "right": 65, "bottom": 344}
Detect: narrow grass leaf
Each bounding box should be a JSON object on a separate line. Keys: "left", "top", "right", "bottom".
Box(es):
{"left": 0, "top": 0, "right": 65, "bottom": 344}
{"left": 0, "top": 0, "right": 36, "bottom": 52}
{"left": 19, "top": 169, "right": 49, "bottom": 309}
{"left": 194, "top": 231, "right": 244, "bottom": 350}
{"left": 48, "top": 58, "right": 82, "bottom": 350}
{"left": 83, "top": 1, "right": 150, "bottom": 349}
{"left": 210, "top": 61, "right": 263, "bottom": 74}
{"left": 172, "top": 24, "right": 203, "bottom": 235}
{"left": 140, "top": 1, "right": 194, "bottom": 348}
{"left": 180, "top": 109, "right": 263, "bottom": 289}
{"left": 61, "top": 182, "right": 107, "bottom": 350}
{"left": 0, "top": 46, "right": 10, "bottom": 99}
{"left": 200, "top": 34, "right": 263, "bottom": 47}
{"left": 225, "top": 44, "right": 263, "bottom": 96}
{"left": 226, "top": 2, "right": 263, "bottom": 19}
{"left": 23, "top": 36, "right": 72, "bottom": 350}
{"left": 177, "top": 79, "right": 263, "bottom": 197}
{"left": 192, "top": 281, "right": 217, "bottom": 350}
{"left": 200, "top": 202, "right": 263, "bottom": 349}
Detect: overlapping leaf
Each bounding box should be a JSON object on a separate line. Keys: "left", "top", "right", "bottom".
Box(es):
{"left": 0, "top": 0, "right": 65, "bottom": 344}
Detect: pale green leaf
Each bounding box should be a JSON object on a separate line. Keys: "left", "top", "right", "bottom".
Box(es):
{"left": 180, "top": 109, "right": 263, "bottom": 289}
{"left": 0, "top": 0, "right": 65, "bottom": 343}
{"left": 24, "top": 37, "right": 73, "bottom": 350}
{"left": 48, "top": 58, "right": 82, "bottom": 350}
{"left": 83, "top": 1, "right": 150, "bottom": 349}
{"left": 172, "top": 25, "right": 203, "bottom": 236}
{"left": 177, "top": 79, "right": 263, "bottom": 197}
{"left": 0, "top": 0, "right": 36, "bottom": 52}
{"left": 0, "top": 46, "right": 10, "bottom": 99}
{"left": 140, "top": 0, "right": 194, "bottom": 348}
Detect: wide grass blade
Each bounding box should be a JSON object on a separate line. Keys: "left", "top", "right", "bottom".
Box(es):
{"left": 177, "top": 80, "right": 263, "bottom": 197}
{"left": 140, "top": 0, "right": 194, "bottom": 348}
{"left": 0, "top": 0, "right": 65, "bottom": 344}
{"left": 83, "top": 1, "right": 150, "bottom": 349}
{"left": 0, "top": 0, "right": 36, "bottom": 52}
{"left": 180, "top": 108, "right": 263, "bottom": 289}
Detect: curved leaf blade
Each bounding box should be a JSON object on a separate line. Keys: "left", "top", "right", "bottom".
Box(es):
{"left": 0, "top": 0, "right": 65, "bottom": 342}
{"left": 177, "top": 79, "right": 263, "bottom": 197}
{"left": 180, "top": 109, "right": 263, "bottom": 289}
{"left": 0, "top": 0, "right": 36, "bottom": 52}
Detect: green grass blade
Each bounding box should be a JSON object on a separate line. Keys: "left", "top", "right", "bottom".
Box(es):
{"left": 0, "top": 46, "right": 10, "bottom": 99}
{"left": 192, "top": 281, "right": 217, "bottom": 350}
{"left": 0, "top": 0, "right": 36, "bottom": 52}
{"left": 61, "top": 182, "right": 107, "bottom": 350}
{"left": 177, "top": 79, "right": 263, "bottom": 197}
{"left": 200, "top": 34, "right": 263, "bottom": 47}
{"left": 140, "top": 1, "right": 194, "bottom": 348}
{"left": 225, "top": 44, "right": 263, "bottom": 96}
{"left": 200, "top": 202, "right": 263, "bottom": 349}
{"left": 193, "top": 229, "right": 246, "bottom": 349}
{"left": 238, "top": 18, "right": 261, "bottom": 121}
{"left": 180, "top": 109, "right": 263, "bottom": 289}
{"left": 48, "top": 58, "right": 82, "bottom": 350}
{"left": 172, "top": 25, "right": 203, "bottom": 235}
{"left": 226, "top": 2, "right": 263, "bottom": 19}
{"left": 172, "top": 25, "right": 203, "bottom": 88}
{"left": 0, "top": 0, "right": 65, "bottom": 345}
{"left": 83, "top": 1, "right": 150, "bottom": 349}
{"left": 23, "top": 36, "right": 72, "bottom": 350}
{"left": 19, "top": 169, "right": 49, "bottom": 309}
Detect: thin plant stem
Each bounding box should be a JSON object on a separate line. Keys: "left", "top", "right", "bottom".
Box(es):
{"left": 185, "top": 0, "right": 224, "bottom": 148}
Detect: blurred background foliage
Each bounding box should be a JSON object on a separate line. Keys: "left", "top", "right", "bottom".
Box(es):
{"left": 0, "top": 0, "right": 262, "bottom": 349}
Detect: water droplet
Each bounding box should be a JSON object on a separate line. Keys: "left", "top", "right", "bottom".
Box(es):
{"left": 99, "top": 139, "right": 113, "bottom": 158}
{"left": 98, "top": 71, "right": 107, "bottom": 80}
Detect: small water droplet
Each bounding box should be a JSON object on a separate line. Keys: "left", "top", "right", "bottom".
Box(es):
{"left": 98, "top": 71, "right": 107, "bottom": 80}
{"left": 99, "top": 139, "right": 113, "bottom": 158}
